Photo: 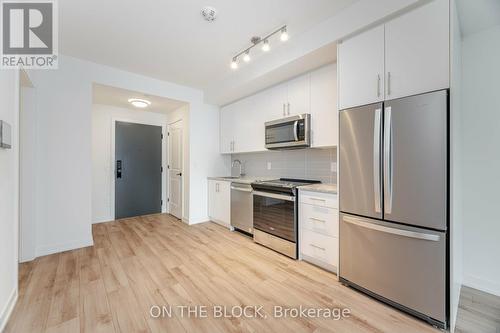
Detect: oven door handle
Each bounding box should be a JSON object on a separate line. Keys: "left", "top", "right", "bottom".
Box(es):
{"left": 253, "top": 191, "right": 295, "bottom": 202}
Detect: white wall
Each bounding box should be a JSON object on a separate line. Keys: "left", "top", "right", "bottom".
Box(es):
{"left": 450, "top": 0, "right": 464, "bottom": 329}
{"left": 19, "top": 84, "right": 37, "bottom": 262}
{"left": 461, "top": 23, "right": 500, "bottom": 297}
{"left": 0, "top": 70, "right": 20, "bottom": 331}
{"left": 91, "top": 104, "right": 169, "bottom": 223}
{"left": 27, "top": 55, "right": 227, "bottom": 257}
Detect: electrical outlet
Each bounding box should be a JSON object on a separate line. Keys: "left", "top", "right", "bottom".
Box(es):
{"left": 331, "top": 162, "right": 337, "bottom": 172}
{"left": 267, "top": 162, "right": 272, "bottom": 170}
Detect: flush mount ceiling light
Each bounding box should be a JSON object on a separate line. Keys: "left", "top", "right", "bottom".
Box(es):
{"left": 128, "top": 98, "right": 151, "bottom": 108}
{"left": 230, "top": 25, "right": 288, "bottom": 70}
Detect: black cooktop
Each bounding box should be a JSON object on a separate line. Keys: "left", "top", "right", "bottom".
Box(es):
{"left": 253, "top": 178, "right": 321, "bottom": 189}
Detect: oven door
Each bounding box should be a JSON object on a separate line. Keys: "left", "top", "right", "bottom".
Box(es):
{"left": 265, "top": 114, "right": 310, "bottom": 149}
{"left": 253, "top": 191, "right": 296, "bottom": 242}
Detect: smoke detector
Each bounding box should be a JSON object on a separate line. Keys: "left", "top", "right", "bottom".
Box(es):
{"left": 201, "top": 6, "right": 217, "bottom": 22}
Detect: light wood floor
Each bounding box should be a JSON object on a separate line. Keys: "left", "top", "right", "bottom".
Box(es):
{"left": 3, "top": 214, "right": 457, "bottom": 332}
{"left": 455, "top": 286, "right": 500, "bottom": 333}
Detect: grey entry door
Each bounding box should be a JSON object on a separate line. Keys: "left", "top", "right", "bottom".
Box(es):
{"left": 339, "top": 102, "right": 383, "bottom": 219}
{"left": 115, "top": 121, "right": 162, "bottom": 219}
{"left": 383, "top": 90, "right": 447, "bottom": 230}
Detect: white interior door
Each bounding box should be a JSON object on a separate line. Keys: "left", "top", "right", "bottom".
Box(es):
{"left": 168, "top": 120, "right": 183, "bottom": 219}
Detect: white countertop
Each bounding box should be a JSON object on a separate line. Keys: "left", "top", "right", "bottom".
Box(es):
{"left": 207, "top": 176, "right": 273, "bottom": 184}
{"left": 299, "top": 183, "right": 337, "bottom": 194}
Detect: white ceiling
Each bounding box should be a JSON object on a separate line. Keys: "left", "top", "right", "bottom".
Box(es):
{"left": 60, "top": 0, "right": 357, "bottom": 95}
{"left": 456, "top": 0, "right": 500, "bottom": 37}
{"left": 92, "top": 84, "right": 187, "bottom": 114}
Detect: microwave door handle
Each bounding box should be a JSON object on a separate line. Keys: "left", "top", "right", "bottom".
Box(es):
{"left": 293, "top": 120, "right": 299, "bottom": 141}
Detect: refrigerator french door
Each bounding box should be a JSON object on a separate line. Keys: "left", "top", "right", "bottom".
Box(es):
{"left": 339, "top": 90, "right": 448, "bottom": 329}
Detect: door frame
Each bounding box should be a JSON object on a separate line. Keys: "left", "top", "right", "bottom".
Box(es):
{"left": 167, "top": 119, "right": 184, "bottom": 220}
{"left": 110, "top": 117, "right": 167, "bottom": 220}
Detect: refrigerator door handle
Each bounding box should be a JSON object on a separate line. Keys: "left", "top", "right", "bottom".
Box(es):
{"left": 343, "top": 215, "right": 440, "bottom": 242}
{"left": 373, "top": 108, "right": 382, "bottom": 213}
{"left": 384, "top": 106, "right": 393, "bottom": 214}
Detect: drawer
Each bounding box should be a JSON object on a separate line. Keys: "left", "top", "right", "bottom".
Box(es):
{"left": 301, "top": 229, "right": 338, "bottom": 268}
{"left": 300, "top": 203, "right": 338, "bottom": 237}
{"left": 299, "top": 191, "right": 338, "bottom": 209}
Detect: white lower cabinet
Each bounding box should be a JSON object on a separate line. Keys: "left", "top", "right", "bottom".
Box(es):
{"left": 299, "top": 190, "right": 339, "bottom": 273}
{"left": 208, "top": 179, "right": 231, "bottom": 228}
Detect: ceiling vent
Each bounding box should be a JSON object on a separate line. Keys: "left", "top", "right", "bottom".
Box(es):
{"left": 201, "top": 6, "right": 217, "bottom": 22}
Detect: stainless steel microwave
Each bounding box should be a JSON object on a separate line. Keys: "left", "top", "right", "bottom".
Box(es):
{"left": 265, "top": 114, "right": 311, "bottom": 150}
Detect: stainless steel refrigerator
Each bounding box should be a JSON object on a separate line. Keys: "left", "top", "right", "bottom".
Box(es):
{"left": 339, "top": 90, "right": 448, "bottom": 329}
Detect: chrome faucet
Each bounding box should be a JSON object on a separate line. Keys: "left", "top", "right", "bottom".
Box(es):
{"left": 231, "top": 159, "right": 243, "bottom": 178}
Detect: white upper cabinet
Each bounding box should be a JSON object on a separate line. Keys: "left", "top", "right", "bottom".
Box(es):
{"left": 260, "top": 82, "right": 288, "bottom": 122}
{"left": 338, "top": 25, "right": 385, "bottom": 110}
{"left": 338, "top": 0, "right": 449, "bottom": 108}
{"left": 220, "top": 64, "right": 338, "bottom": 154}
{"left": 286, "top": 73, "right": 310, "bottom": 116}
{"left": 310, "top": 64, "right": 338, "bottom": 147}
{"left": 384, "top": 0, "right": 449, "bottom": 100}
{"left": 220, "top": 102, "right": 236, "bottom": 154}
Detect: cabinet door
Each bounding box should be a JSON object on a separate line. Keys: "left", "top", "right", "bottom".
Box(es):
{"left": 338, "top": 25, "right": 385, "bottom": 110}
{"left": 217, "top": 181, "right": 231, "bottom": 225}
{"left": 208, "top": 180, "right": 217, "bottom": 219}
{"left": 220, "top": 105, "right": 235, "bottom": 154}
{"left": 232, "top": 94, "right": 265, "bottom": 153}
{"left": 384, "top": 0, "right": 449, "bottom": 100}
{"left": 310, "top": 64, "right": 338, "bottom": 147}
{"left": 262, "top": 82, "right": 288, "bottom": 121}
{"left": 286, "top": 73, "right": 310, "bottom": 116}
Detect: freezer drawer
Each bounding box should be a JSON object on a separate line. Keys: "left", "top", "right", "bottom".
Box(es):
{"left": 339, "top": 213, "right": 446, "bottom": 326}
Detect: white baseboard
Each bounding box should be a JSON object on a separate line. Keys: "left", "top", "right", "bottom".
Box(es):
{"left": 463, "top": 274, "right": 500, "bottom": 297}
{"left": 0, "top": 288, "right": 18, "bottom": 332}
{"left": 188, "top": 216, "right": 210, "bottom": 225}
{"left": 37, "top": 237, "right": 94, "bottom": 257}
{"left": 92, "top": 216, "right": 113, "bottom": 224}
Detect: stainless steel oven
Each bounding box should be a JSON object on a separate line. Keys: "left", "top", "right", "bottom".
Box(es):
{"left": 251, "top": 178, "right": 320, "bottom": 259}
{"left": 253, "top": 190, "right": 296, "bottom": 242}
{"left": 265, "top": 114, "right": 311, "bottom": 150}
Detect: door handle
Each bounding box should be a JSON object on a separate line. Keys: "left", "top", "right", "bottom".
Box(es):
{"left": 373, "top": 108, "right": 382, "bottom": 213}
{"left": 293, "top": 120, "right": 299, "bottom": 141}
{"left": 176, "top": 172, "right": 182, "bottom": 176}
{"left": 377, "top": 74, "right": 381, "bottom": 97}
{"left": 116, "top": 160, "right": 122, "bottom": 179}
{"left": 384, "top": 107, "right": 393, "bottom": 214}
{"left": 387, "top": 72, "right": 391, "bottom": 96}
{"left": 343, "top": 215, "right": 440, "bottom": 242}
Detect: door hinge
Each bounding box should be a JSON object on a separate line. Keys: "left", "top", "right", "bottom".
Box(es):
{"left": 161, "top": 166, "right": 163, "bottom": 172}
{"left": 167, "top": 165, "right": 170, "bottom": 169}
{"left": 168, "top": 132, "right": 170, "bottom": 136}
{"left": 161, "top": 133, "right": 164, "bottom": 139}
{"left": 167, "top": 198, "right": 170, "bottom": 202}
{"left": 161, "top": 199, "right": 163, "bottom": 205}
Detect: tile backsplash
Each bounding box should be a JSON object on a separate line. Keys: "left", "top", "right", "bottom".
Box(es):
{"left": 231, "top": 148, "right": 337, "bottom": 184}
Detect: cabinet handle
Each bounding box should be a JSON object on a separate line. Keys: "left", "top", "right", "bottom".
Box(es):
{"left": 309, "top": 217, "right": 326, "bottom": 223}
{"left": 287, "top": 102, "right": 290, "bottom": 115}
{"left": 310, "top": 198, "right": 326, "bottom": 202}
{"left": 282, "top": 103, "right": 286, "bottom": 116}
{"left": 387, "top": 72, "right": 391, "bottom": 96}
{"left": 377, "top": 74, "right": 381, "bottom": 97}
{"left": 310, "top": 244, "right": 326, "bottom": 251}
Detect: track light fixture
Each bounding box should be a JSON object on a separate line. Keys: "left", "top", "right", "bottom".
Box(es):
{"left": 230, "top": 25, "right": 288, "bottom": 70}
